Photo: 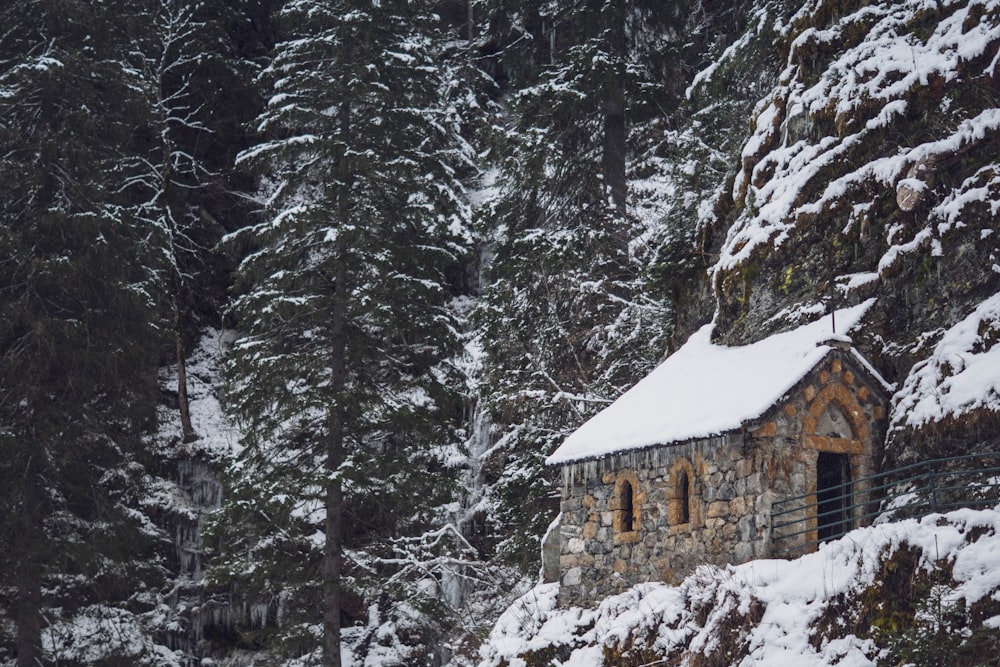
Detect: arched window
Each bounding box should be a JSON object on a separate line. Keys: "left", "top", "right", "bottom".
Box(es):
{"left": 668, "top": 458, "right": 696, "bottom": 528}
{"left": 613, "top": 471, "right": 641, "bottom": 541}
{"left": 678, "top": 469, "right": 690, "bottom": 525}
{"left": 620, "top": 480, "right": 634, "bottom": 532}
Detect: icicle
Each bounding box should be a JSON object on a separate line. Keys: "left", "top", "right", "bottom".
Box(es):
{"left": 174, "top": 459, "right": 223, "bottom": 580}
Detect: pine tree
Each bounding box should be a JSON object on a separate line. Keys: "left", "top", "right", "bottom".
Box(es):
{"left": 0, "top": 1, "right": 166, "bottom": 663}
{"left": 215, "top": 2, "right": 474, "bottom": 664}
{"left": 471, "top": 0, "right": 687, "bottom": 566}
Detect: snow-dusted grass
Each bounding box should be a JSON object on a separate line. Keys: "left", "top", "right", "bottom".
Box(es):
{"left": 40, "top": 605, "right": 183, "bottom": 667}
{"left": 478, "top": 505, "right": 1000, "bottom": 667}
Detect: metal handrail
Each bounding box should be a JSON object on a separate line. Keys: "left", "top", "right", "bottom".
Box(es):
{"left": 770, "top": 452, "right": 1000, "bottom": 556}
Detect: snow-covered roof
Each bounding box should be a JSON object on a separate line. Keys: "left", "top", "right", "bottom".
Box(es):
{"left": 546, "top": 300, "right": 886, "bottom": 466}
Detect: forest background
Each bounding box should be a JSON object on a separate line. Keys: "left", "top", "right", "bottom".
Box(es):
{"left": 2, "top": 0, "right": 1000, "bottom": 666}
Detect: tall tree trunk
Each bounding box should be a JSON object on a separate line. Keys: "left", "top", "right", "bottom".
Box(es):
{"left": 173, "top": 294, "right": 197, "bottom": 443}
{"left": 602, "top": 0, "right": 627, "bottom": 214}
{"left": 323, "top": 99, "right": 352, "bottom": 667}
{"left": 323, "top": 270, "right": 346, "bottom": 667}
{"left": 323, "top": 440, "right": 344, "bottom": 667}
{"left": 161, "top": 111, "right": 196, "bottom": 445}
{"left": 467, "top": 0, "right": 474, "bottom": 42}
{"left": 16, "top": 464, "right": 43, "bottom": 667}
{"left": 15, "top": 560, "right": 42, "bottom": 667}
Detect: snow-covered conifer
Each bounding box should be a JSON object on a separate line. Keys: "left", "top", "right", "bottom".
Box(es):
{"left": 216, "top": 1, "right": 475, "bottom": 663}
{"left": 0, "top": 2, "right": 168, "bottom": 663}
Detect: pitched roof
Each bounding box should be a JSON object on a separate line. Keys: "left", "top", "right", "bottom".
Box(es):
{"left": 546, "top": 300, "right": 889, "bottom": 466}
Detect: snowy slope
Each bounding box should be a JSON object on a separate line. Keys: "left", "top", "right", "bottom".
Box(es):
{"left": 478, "top": 505, "right": 1000, "bottom": 667}
{"left": 154, "top": 327, "right": 241, "bottom": 459}
{"left": 892, "top": 292, "right": 1000, "bottom": 430}
{"left": 716, "top": 0, "right": 1000, "bottom": 277}
{"left": 14, "top": 331, "right": 243, "bottom": 667}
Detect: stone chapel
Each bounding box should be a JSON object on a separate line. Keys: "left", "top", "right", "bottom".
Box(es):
{"left": 545, "top": 301, "right": 891, "bottom": 607}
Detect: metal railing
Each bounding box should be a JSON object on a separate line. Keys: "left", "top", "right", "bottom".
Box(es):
{"left": 770, "top": 452, "right": 1000, "bottom": 557}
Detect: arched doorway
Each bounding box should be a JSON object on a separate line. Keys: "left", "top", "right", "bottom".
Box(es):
{"left": 802, "top": 383, "right": 870, "bottom": 548}
{"left": 816, "top": 451, "right": 852, "bottom": 541}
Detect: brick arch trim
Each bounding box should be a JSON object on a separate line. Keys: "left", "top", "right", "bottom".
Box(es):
{"left": 802, "top": 381, "right": 868, "bottom": 454}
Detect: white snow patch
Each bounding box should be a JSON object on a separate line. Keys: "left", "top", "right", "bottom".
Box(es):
{"left": 156, "top": 328, "right": 241, "bottom": 458}
{"left": 892, "top": 291, "right": 1000, "bottom": 430}
{"left": 42, "top": 605, "right": 181, "bottom": 666}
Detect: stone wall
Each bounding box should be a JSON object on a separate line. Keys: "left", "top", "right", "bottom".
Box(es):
{"left": 557, "top": 433, "right": 772, "bottom": 607}
{"left": 556, "top": 348, "right": 887, "bottom": 607}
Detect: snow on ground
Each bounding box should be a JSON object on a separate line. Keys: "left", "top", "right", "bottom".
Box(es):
{"left": 547, "top": 301, "right": 882, "bottom": 465}
{"left": 478, "top": 505, "right": 1000, "bottom": 667}
{"left": 41, "top": 606, "right": 182, "bottom": 667}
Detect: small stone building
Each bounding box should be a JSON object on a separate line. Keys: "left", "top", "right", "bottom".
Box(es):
{"left": 545, "top": 303, "right": 890, "bottom": 607}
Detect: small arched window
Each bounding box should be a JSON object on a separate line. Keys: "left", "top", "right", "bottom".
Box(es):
{"left": 620, "top": 480, "right": 634, "bottom": 532}
{"left": 668, "top": 458, "right": 696, "bottom": 528}
{"left": 678, "top": 469, "right": 690, "bottom": 525}
{"left": 613, "top": 471, "right": 641, "bottom": 541}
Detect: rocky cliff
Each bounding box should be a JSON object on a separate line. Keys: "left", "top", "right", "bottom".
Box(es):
{"left": 686, "top": 0, "right": 1000, "bottom": 466}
